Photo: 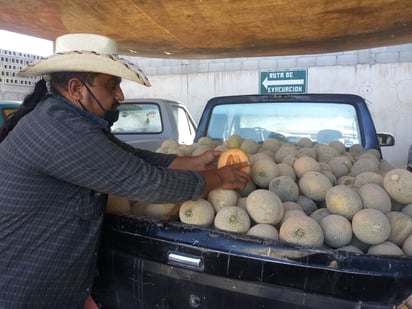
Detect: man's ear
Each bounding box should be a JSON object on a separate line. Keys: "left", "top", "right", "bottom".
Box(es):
{"left": 67, "top": 78, "right": 85, "bottom": 100}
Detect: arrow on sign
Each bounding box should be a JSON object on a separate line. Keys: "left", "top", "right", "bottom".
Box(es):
{"left": 262, "top": 77, "right": 305, "bottom": 90}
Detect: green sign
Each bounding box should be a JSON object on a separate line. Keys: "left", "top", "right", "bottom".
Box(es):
{"left": 260, "top": 69, "right": 307, "bottom": 94}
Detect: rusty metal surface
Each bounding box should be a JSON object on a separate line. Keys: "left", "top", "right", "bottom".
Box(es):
{"left": 0, "top": 0, "right": 411, "bottom": 59}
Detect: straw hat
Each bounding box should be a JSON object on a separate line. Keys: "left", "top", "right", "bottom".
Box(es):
{"left": 17, "top": 33, "right": 150, "bottom": 86}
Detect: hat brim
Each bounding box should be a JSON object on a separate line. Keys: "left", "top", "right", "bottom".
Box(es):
{"left": 17, "top": 51, "right": 151, "bottom": 87}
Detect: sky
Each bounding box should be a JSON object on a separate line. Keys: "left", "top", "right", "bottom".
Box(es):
{"left": 0, "top": 30, "right": 53, "bottom": 57}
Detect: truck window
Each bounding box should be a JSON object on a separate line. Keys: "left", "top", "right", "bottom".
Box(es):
{"left": 111, "top": 103, "right": 162, "bottom": 133}
{"left": 172, "top": 105, "right": 196, "bottom": 145}
{"left": 206, "top": 102, "right": 361, "bottom": 147}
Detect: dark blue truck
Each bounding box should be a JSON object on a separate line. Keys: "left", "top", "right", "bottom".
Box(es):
{"left": 92, "top": 94, "right": 411, "bottom": 309}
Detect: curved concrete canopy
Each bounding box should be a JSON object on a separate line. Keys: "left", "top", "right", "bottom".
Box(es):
{"left": 0, "top": 0, "right": 411, "bottom": 59}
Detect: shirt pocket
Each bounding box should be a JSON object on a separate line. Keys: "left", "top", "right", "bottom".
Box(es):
{"left": 74, "top": 189, "right": 106, "bottom": 220}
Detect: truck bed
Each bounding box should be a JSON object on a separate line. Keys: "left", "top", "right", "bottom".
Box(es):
{"left": 92, "top": 214, "right": 412, "bottom": 308}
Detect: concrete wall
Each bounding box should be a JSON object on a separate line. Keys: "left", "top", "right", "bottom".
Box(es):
{"left": 121, "top": 44, "right": 412, "bottom": 168}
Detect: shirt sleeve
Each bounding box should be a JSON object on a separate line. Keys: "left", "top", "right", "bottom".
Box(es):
{"left": 105, "top": 132, "right": 178, "bottom": 167}
{"left": 38, "top": 121, "right": 204, "bottom": 203}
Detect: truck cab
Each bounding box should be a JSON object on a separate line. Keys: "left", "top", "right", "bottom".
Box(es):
{"left": 112, "top": 98, "right": 197, "bottom": 152}
{"left": 195, "top": 93, "right": 394, "bottom": 153}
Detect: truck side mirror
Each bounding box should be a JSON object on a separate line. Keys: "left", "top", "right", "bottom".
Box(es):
{"left": 377, "top": 133, "right": 395, "bottom": 146}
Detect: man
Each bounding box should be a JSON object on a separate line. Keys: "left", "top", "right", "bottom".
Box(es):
{"left": 0, "top": 33, "right": 249, "bottom": 308}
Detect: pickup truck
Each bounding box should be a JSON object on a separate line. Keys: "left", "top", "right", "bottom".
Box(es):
{"left": 112, "top": 98, "right": 197, "bottom": 152}
{"left": 0, "top": 101, "right": 20, "bottom": 127}
{"left": 92, "top": 94, "right": 411, "bottom": 308}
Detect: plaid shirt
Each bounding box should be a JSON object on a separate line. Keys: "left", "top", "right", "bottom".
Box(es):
{"left": 0, "top": 95, "right": 204, "bottom": 308}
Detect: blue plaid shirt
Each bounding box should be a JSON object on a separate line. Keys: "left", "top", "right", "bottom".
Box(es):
{"left": 0, "top": 95, "right": 204, "bottom": 308}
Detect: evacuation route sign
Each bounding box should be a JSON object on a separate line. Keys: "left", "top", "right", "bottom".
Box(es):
{"left": 260, "top": 69, "right": 307, "bottom": 94}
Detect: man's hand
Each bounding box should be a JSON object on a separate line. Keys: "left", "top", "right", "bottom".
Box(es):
{"left": 201, "top": 162, "right": 250, "bottom": 193}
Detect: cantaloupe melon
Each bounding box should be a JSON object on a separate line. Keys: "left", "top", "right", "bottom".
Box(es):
{"left": 357, "top": 183, "right": 391, "bottom": 214}
{"left": 322, "top": 170, "right": 337, "bottom": 186}
{"left": 281, "top": 153, "right": 299, "bottom": 167}
{"left": 250, "top": 158, "right": 279, "bottom": 188}
{"left": 214, "top": 206, "right": 250, "bottom": 233}
{"left": 178, "top": 144, "right": 196, "bottom": 156}
{"left": 337, "top": 175, "right": 355, "bottom": 187}
{"left": 227, "top": 134, "right": 244, "bottom": 148}
{"left": 237, "top": 197, "right": 248, "bottom": 210}
{"left": 336, "top": 245, "right": 364, "bottom": 254}
{"left": 191, "top": 145, "right": 212, "bottom": 156}
{"left": 159, "top": 144, "right": 185, "bottom": 156}
{"left": 319, "top": 161, "right": 332, "bottom": 173}
{"left": 401, "top": 203, "right": 412, "bottom": 217}
{"left": 367, "top": 241, "right": 404, "bottom": 256}
{"left": 241, "top": 138, "right": 260, "bottom": 154}
{"left": 362, "top": 149, "right": 381, "bottom": 160}
{"left": 379, "top": 159, "right": 395, "bottom": 176}
{"left": 247, "top": 223, "right": 279, "bottom": 241}
{"left": 325, "top": 185, "right": 363, "bottom": 220}
{"left": 386, "top": 211, "right": 412, "bottom": 246}
{"left": 217, "top": 148, "right": 250, "bottom": 174}
{"left": 279, "top": 209, "right": 307, "bottom": 226}
{"left": 238, "top": 180, "right": 256, "bottom": 197}
{"left": 328, "top": 156, "right": 352, "bottom": 179}
{"left": 315, "top": 144, "right": 340, "bottom": 163}
{"left": 353, "top": 171, "right": 384, "bottom": 188}
{"left": 130, "top": 201, "right": 148, "bottom": 216}
{"left": 383, "top": 168, "right": 412, "bottom": 204}
{"left": 297, "top": 147, "right": 317, "bottom": 160}
{"left": 296, "top": 137, "right": 313, "bottom": 147}
{"left": 246, "top": 189, "right": 284, "bottom": 225}
{"left": 179, "top": 199, "right": 215, "bottom": 226}
{"left": 282, "top": 201, "right": 304, "bottom": 212}
{"left": 144, "top": 203, "right": 177, "bottom": 219}
{"left": 349, "top": 156, "right": 380, "bottom": 177}
{"left": 329, "top": 140, "right": 346, "bottom": 154}
{"left": 261, "top": 138, "right": 282, "bottom": 153}
{"left": 259, "top": 147, "right": 278, "bottom": 158}
{"left": 207, "top": 189, "right": 239, "bottom": 212}
{"left": 348, "top": 144, "right": 364, "bottom": 156}
{"left": 276, "top": 163, "right": 297, "bottom": 181}
{"left": 298, "top": 171, "right": 333, "bottom": 201}
{"left": 157, "top": 139, "right": 180, "bottom": 154}
{"left": 352, "top": 208, "right": 391, "bottom": 245}
{"left": 268, "top": 176, "right": 299, "bottom": 202}
{"left": 214, "top": 143, "right": 229, "bottom": 152}
{"left": 349, "top": 234, "right": 371, "bottom": 253}
{"left": 310, "top": 208, "right": 331, "bottom": 223}
{"left": 197, "top": 136, "right": 215, "bottom": 147}
{"left": 249, "top": 152, "right": 273, "bottom": 165}
{"left": 274, "top": 143, "right": 299, "bottom": 163}
{"left": 402, "top": 234, "right": 412, "bottom": 256}
{"left": 293, "top": 156, "right": 321, "bottom": 178}
{"left": 319, "top": 214, "right": 352, "bottom": 248}
{"left": 279, "top": 215, "right": 324, "bottom": 248}
{"left": 105, "top": 195, "right": 131, "bottom": 215}
{"left": 295, "top": 195, "right": 318, "bottom": 215}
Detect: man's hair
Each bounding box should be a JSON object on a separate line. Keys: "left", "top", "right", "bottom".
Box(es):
{"left": 0, "top": 72, "right": 98, "bottom": 142}
{"left": 49, "top": 72, "right": 98, "bottom": 93}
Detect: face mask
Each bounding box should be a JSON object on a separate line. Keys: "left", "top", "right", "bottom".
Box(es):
{"left": 103, "top": 109, "right": 120, "bottom": 126}
{"left": 82, "top": 81, "right": 119, "bottom": 127}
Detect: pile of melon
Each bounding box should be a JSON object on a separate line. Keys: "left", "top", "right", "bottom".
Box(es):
{"left": 107, "top": 135, "right": 412, "bottom": 257}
